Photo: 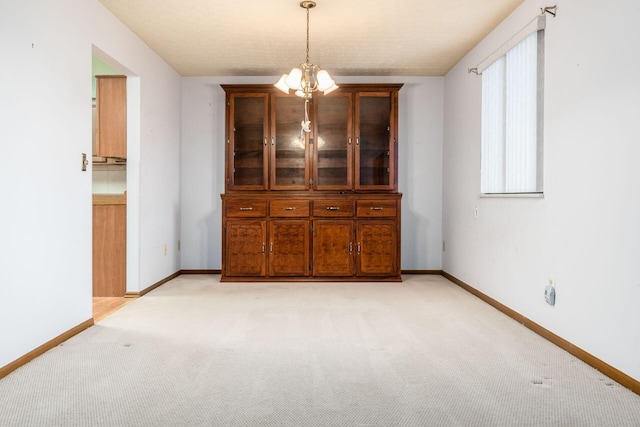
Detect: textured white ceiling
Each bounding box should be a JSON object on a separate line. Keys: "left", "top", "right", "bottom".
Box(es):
{"left": 98, "top": 0, "right": 523, "bottom": 77}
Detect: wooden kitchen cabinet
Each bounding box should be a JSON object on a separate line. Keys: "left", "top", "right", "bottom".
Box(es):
{"left": 95, "top": 76, "right": 127, "bottom": 158}
{"left": 93, "top": 196, "right": 126, "bottom": 297}
{"left": 221, "top": 84, "right": 402, "bottom": 282}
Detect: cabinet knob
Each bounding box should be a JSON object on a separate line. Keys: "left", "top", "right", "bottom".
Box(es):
{"left": 348, "top": 137, "right": 352, "bottom": 145}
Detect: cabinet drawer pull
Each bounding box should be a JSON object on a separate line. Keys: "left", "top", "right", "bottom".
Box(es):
{"left": 264, "top": 137, "right": 267, "bottom": 146}
{"left": 326, "top": 206, "right": 340, "bottom": 211}
{"left": 370, "top": 207, "right": 384, "bottom": 211}
{"left": 284, "top": 207, "right": 296, "bottom": 211}
{"left": 239, "top": 207, "right": 253, "bottom": 211}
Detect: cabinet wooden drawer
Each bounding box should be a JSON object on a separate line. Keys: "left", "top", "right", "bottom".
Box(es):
{"left": 313, "top": 200, "right": 354, "bottom": 217}
{"left": 357, "top": 200, "right": 397, "bottom": 217}
{"left": 270, "top": 200, "right": 310, "bottom": 217}
{"left": 225, "top": 200, "right": 267, "bottom": 217}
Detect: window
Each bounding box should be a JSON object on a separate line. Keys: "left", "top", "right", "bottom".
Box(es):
{"left": 480, "top": 20, "right": 544, "bottom": 194}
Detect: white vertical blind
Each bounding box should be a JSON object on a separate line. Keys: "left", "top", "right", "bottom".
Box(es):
{"left": 481, "top": 57, "right": 506, "bottom": 193}
{"left": 505, "top": 32, "right": 538, "bottom": 193}
{"left": 481, "top": 31, "right": 540, "bottom": 194}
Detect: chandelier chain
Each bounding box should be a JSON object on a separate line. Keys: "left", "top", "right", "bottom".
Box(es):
{"left": 305, "top": 6, "right": 310, "bottom": 64}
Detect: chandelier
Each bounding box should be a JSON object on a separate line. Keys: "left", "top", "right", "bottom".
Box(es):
{"left": 275, "top": 1, "right": 338, "bottom": 133}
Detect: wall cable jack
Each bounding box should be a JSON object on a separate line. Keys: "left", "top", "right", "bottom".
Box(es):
{"left": 541, "top": 5, "right": 557, "bottom": 17}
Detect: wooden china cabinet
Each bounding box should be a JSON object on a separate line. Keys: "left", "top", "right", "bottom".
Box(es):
{"left": 221, "top": 84, "right": 402, "bottom": 281}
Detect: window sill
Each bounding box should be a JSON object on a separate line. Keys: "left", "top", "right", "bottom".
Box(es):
{"left": 480, "top": 192, "right": 544, "bottom": 199}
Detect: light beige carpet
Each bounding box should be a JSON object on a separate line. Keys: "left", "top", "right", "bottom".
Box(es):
{"left": 2, "top": 274, "right": 640, "bottom": 426}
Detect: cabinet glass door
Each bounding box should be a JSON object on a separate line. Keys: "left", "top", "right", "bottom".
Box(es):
{"left": 314, "top": 93, "right": 353, "bottom": 190}
{"left": 355, "top": 92, "right": 395, "bottom": 190}
{"left": 271, "top": 94, "right": 309, "bottom": 190}
{"left": 229, "top": 94, "right": 268, "bottom": 190}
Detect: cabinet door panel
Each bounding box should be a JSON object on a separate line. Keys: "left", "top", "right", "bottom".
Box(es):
{"left": 93, "top": 204, "right": 126, "bottom": 297}
{"left": 229, "top": 94, "right": 269, "bottom": 190}
{"left": 225, "top": 221, "right": 266, "bottom": 276}
{"left": 355, "top": 93, "right": 395, "bottom": 190}
{"left": 269, "top": 220, "right": 310, "bottom": 276}
{"left": 95, "top": 76, "right": 127, "bottom": 158}
{"left": 315, "top": 93, "right": 352, "bottom": 190}
{"left": 357, "top": 220, "right": 397, "bottom": 276}
{"left": 313, "top": 220, "right": 354, "bottom": 276}
{"left": 271, "top": 94, "right": 309, "bottom": 190}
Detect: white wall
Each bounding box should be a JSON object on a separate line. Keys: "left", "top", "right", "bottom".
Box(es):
{"left": 0, "top": 0, "right": 181, "bottom": 369}
{"left": 181, "top": 76, "right": 444, "bottom": 271}
{"left": 443, "top": 0, "right": 640, "bottom": 381}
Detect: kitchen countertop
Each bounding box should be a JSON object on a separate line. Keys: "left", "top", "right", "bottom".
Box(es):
{"left": 93, "top": 193, "right": 127, "bottom": 205}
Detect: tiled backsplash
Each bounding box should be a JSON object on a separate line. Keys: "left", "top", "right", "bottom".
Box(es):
{"left": 93, "top": 163, "right": 126, "bottom": 194}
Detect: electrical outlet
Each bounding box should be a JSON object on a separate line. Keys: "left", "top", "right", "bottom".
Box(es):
{"left": 178, "top": 240, "right": 181, "bottom": 251}
{"left": 474, "top": 207, "right": 479, "bottom": 220}
{"left": 163, "top": 244, "right": 167, "bottom": 256}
